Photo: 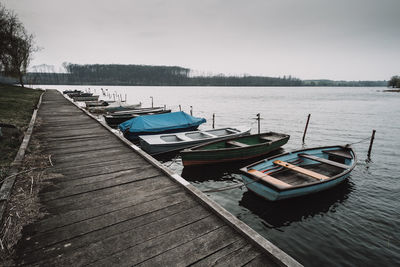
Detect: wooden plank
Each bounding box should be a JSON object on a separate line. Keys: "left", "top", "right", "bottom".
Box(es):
{"left": 28, "top": 206, "right": 212, "bottom": 266}
{"left": 20, "top": 199, "right": 198, "bottom": 265}
{"left": 248, "top": 169, "right": 292, "bottom": 189}
{"left": 227, "top": 140, "right": 249, "bottom": 147}
{"left": 43, "top": 174, "right": 172, "bottom": 210}
{"left": 41, "top": 166, "right": 160, "bottom": 201}
{"left": 30, "top": 185, "right": 182, "bottom": 233}
{"left": 208, "top": 244, "right": 261, "bottom": 266}
{"left": 20, "top": 191, "right": 192, "bottom": 254}
{"left": 244, "top": 254, "right": 281, "bottom": 267}
{"left": 48, "top": 158, "right": 140, "bottom": 178}
{"left": 45, "top": 143, "right": 123, "bottom": 156}
{"left": 35, "top": 128, "right": 105, "bottom": 139}
{"left": 298, "top": 153, "right": 349, "bottom": 169}
{"left": 87, "top": 216, "right": 226, "bottom": 267}
{"left": 259, "top": 136, "right": 272, "bottom": 142}
{"left": 135, "top": 226, "right": 241, "bottom": 267}
{"left": 273, "top": 160, "right": 329, "bottom": 181}
{"left": 51, "top": 147, "right": 134, "bottom": 163}
{"left": 322, "top": 149, "right": 352, "bottom": 159}
{"left": 191, "top": 238, "right": 249, "bottom": 266}
{"left": 42, "top": 165, "right": 149, "bottom": 190}
{"left": 49, "top": 151, "right": 134, "bottom": 169}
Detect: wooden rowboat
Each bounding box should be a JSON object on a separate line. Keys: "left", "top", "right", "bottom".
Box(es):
{"left": 240, "top": 145, "right": 356, "bottom": 201}
{"left": 105, "top": 101, "right": 142, "bottom": 112}
{"left": 180, "top": 132, "right": 289, "bottom": 166}
{"left": 139, "top": 126, "right": 251, "bottom": 155}
{"left": 72, "top": 95, "right": 99, "bottom": 101}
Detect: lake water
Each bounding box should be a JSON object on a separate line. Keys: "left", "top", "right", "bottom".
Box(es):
{"left": 40, "top": 85, "right": 400, "bottom": 266}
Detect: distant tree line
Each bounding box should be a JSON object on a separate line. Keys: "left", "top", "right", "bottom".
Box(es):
{"left": 388, "top": 76, "right": 400, "bottom": 88}
{"left": 25, "top": 63, "right": 302, "bottom": 86}
{"left": 0, "top": 3, "right": 37, "bottom": 87}
{"left": 22, "top": 63, "right": 386, "bottom": 87}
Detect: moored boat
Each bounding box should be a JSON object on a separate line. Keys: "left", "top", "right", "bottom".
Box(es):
{"left": 85, "top": 100, "right": 110, "bottom": 107}
{"left": 67, "top": 92, "right": 93, "bottom": 97}
{"left": 239, "top": 145, "right": 356, "bottom": 201}
{"left": 105, "top": 101, "right": 142, "bottom": 112}
{"left": 181, "top": 132, "right": 289, "bottom": 166}
{"left": 119, "top": 111, "right": 206, "bottom": 142}
{"left": 104, "top": 108, "right": 171, "bottom": 128}
{"left": 140, "top": 126, "right": 251, "bottom": 154}
{"left": 72, "top": 95, "right": 99, "bottom": 101}
{"left": 63, "top": 89, "right": 81, "bottom": 94}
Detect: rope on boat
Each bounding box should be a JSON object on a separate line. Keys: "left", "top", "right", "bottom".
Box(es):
{"left": 347, "top": 136, "right": 372, "bottom": 145}
{"left": 163, "top": 154, "right": 180, "bottom": 167}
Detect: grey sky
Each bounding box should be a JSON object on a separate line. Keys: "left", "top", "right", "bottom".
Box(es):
{"left": 3, "top": 0, "right": 400, "bottom": 80}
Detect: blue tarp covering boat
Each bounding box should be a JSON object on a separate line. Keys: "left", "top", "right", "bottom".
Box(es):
{"left": 119, "top": 111, "right": 206, "bottom": 142}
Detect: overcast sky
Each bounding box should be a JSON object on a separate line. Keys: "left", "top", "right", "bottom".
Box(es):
{"left": 3, "top": 0, "right": 400, "bottom": 80}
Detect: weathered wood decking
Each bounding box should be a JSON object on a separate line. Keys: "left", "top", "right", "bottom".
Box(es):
{"left": 15, "top": 90, "right": 300, "bottom": 266}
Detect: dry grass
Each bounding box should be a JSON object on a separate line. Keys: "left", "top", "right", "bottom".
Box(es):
{"left": 0, "top": 122, "right": 52, "bottom": 265}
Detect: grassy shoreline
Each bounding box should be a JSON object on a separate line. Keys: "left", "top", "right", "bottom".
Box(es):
{"left": 0, "top": 84, "right": 43, "bottom": 264}
{"left": 0, "top": 84, "right": 43, "bottom": 167}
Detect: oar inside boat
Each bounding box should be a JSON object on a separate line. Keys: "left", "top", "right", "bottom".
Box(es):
{"left": 240, "top": 145, "right": 357, "bottom": 201}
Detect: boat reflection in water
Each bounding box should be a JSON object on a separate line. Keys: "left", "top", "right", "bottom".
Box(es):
{"left": 180, "top": 148, "right": 286, "bottom": 182}
{"left": 239, "top": 179, "right": 354, "bottom": 229}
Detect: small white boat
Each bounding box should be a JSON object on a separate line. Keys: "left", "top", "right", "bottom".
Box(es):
{"left": 105, "top": 101, "right": 142, "bottom": 112}
{"left": 87, "top": 101, "right": 142, "bottom": 113}
{"left": 139, "top": 126, "right": 251, "bottom": 155}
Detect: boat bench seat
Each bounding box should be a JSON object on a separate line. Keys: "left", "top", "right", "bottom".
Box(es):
{"left": 273, "top": 160, "right": 329, "bottom": 181}
{"left": 227, "top": 140, "right": 249, "bottom": 147}
{"left": 248, "top": 170, "right": 292, "bottom": 189}
{"left": 322, "top": 149, "right": 352, "bottom": 159}
{"left": 298, "top": 153, "right": 349, "bottom": 169}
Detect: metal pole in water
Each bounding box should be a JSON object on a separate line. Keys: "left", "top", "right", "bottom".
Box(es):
{"left": 212, "top": 113, "right": 215, "bottom": 129}
{"left": 367, "top": 129, "right": 376, "bottom": 159}
{"left": 257, "top": 113, "right": 260, "bottom": 134}
{"left": 190, "top": 106, "right": 193, "bottom": 116}
{"left": 302, "top": 114, "right": 311, "bottom": 143}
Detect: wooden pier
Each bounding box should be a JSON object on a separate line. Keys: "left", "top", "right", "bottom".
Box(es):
{"left": 15, "top": 90, "right": 301, "bottom": 266}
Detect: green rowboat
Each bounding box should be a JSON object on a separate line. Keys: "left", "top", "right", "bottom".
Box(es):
{"left": 180, "top": 132, "right": 290, "bottom": 166}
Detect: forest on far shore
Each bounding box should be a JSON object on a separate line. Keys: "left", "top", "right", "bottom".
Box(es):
{"left": 1, "top": 63, "right": 387, "bottom": 87}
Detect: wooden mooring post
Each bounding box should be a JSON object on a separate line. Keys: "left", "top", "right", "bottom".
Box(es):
{"left": 212, "top": 113, "right": 215, "bottom": 129}
{"left": 179, "top": 105, "right": 181, "bottom": 111}
{"left": 150, "top": 96, "right": 153, "bottom": 108}
{"left": 367, "top": 129, "right": 376, "bottom": 159}
{"left": 256, "top": 113, "right": 261, "bottom": 134}
{"left": 302, "top": 114, "right": 311, "bottom": 143}
{"left": 190, "top": 106, "right": 193, "bottom": 116}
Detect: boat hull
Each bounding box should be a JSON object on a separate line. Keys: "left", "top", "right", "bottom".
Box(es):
{"left": 242, "top": 172, "right": 350, "bottom": 201}
{"left": 181, "top": 133, "right": 289, "bottom": 166}
{"left": 123, "top": 125, "right": 200, "bottom": 143}
{"left": 139, "top": 127, "right": 251, "bottom": 154}
{"left": 105, "top": 103, "right": 141, "bottom": 112}
{"left": 72, "top": 96, "right": 99, "bottom": 101}
{"left": 104, "top": 109, "right": 171, "bottom": 128}
{"left": 240, "top": 145, "right": 356, "bottom": 201}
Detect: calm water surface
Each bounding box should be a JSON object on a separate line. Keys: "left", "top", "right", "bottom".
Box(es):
{"left": 42, "top": 85, "right": 400, "bottom": 266}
